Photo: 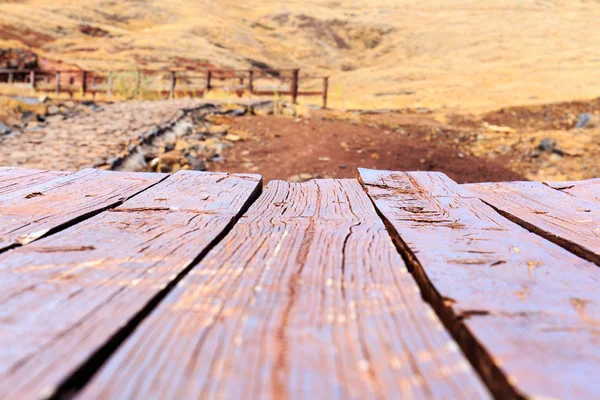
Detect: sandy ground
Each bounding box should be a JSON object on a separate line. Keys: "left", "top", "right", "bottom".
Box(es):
{"left": 2, "top": 0, "right": 600, "bottom": 112}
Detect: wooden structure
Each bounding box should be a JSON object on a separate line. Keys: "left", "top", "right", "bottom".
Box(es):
{"left": 0, "top": 68, "right": 329, "bottom": 107}
{"left": 0, "top": 166, "right": 599, "bottom": 399}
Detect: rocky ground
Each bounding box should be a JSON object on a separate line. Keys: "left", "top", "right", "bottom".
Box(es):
{"left": 1, "top": 96, "right": 598, "bottom": 184}
{"left": 0, "top": 98, "right": 204, "bottom": 170}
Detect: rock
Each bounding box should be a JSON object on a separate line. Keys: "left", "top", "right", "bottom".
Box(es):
{"left": 158, "top": 150, "right": 183, "bottom": 173}
{"left": 47, "top": 106, "right": 61, "bottom": 116}
{"left": 339, "top": 164, "right": 347, "bottom": 169}
{"left": 250, "top": 101, "right": 275, "bottom": 116}
{"left": 287, "top": 174, "right": 303, "bottom": 183}
{"left": 550, "top": 153, "right": 563, "bottom": 162}
{"left": 318, "top": 157, "right": 331, "bottom": 162}
{"left": 149, "top": 157, "right": 160, "bottom": 170}
{"left": 281, "top": 107, "right": 296, "bottom": 117}
{"left": 185, "top": 156, "right": 207, "bottom": 171}
{"left": 574, "top": 113, "right": 600, "bottom": 129}
{"left": 538, "top": 138, "right": 554, "bottom": 152}
{"left": 38, "top": 95, "right": 50, "bottom": 104}
{"left": 224, "top": 133, "right": 242, "bottom": 142}
{"left": 483, "top": 122, "right": 515, "bottom": 134}
{"left": 92, "top": 157, "right": 107, "bottom": 167}
{"left": 0, "top": 121, "right": 11, "bottom": 135}
{"left": 457, "top": 152, "right": 465, "bottom": 159}
{"left": 287, "top": 173, "right": 313, "bottom": 183}
{"left": 64, "top": 101, "right": 76, "bottom": 109}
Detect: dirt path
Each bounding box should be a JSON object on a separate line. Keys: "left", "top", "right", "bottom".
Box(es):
{"left": 210, "top": 115, "right": 523, "bottom": 183}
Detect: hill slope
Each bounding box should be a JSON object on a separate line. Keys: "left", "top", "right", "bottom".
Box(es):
{"left": 2, "top": 0, "right": 600, "bottom": 110}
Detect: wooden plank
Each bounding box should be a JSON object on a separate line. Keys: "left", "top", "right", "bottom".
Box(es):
{"left": 0, "top": 171, "right": 261, "bottom": 399}
{"left": 81, "top": 179, "right": 490, "bottom": 400}
{"left": 359, "top": 169, "right": 600, "bottom": 399}
{"left": 544, "top": 178, "right": 600, "bottom": 203}
{"left": 0, "top": 168, "right": 71, "bottom": 196}
{"left": 465, "top": 180, "right": 600, "bottom": 266}
{"left": 0, "top": 168, "right": 165, "bottom": 252}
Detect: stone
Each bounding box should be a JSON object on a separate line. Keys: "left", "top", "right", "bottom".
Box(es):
{"left": 287, "top": 173, "right": 313, "bottom": 183}
{"left": 538, "top": 138, "right": 554, "bottom": 152}
{"left": 185, "top": 156, "right": 207, "bottom": 171}
{"left": 47, "top": 106, "right": 61, "bottom": 116}
{"left": 281, "top": 107, "right": 296, "bottom": 117}
{"left": 224, "top": 133, "right": 242, "bottom": 142}
{"left": 149, "top": 157, "right": 160, "bottom": 170}
{"left": 0, "top": 121, "right": 11, "bottom": 135}
{"left": 574, "top": 113, "right": 600, "bottom": 129}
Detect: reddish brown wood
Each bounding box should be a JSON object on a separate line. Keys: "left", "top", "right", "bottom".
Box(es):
{"left": 465, "top": 180, "right": 600, "bottom": 266}
{"left": 544, "top": 178, "right": 600, "bottom": 203}
{"left": 0, "top": 168, "right": 70, "bottom": 195}
{"left": 0, "top": 171, "right": 261, "bottom": 399}
{"left": 81, "top": 179, "right": 489, "bottom": 400}
{"left": 359, "top": 169, "right": 600, "bottom": 399}
{"left": 0, "top": 168, "right": 165, "bottom": 252}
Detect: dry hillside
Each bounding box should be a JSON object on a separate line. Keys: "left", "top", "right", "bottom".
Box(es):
{"left": 1, "top": 0, "right": 600, "bottom": 111}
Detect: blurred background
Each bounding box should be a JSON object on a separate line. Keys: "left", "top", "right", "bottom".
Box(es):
{"left": 1, "top": 0, "right": 599, "bottom": 183}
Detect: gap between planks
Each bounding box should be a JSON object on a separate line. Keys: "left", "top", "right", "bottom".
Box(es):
{"left": 0, "top": 170, "right": 262, "bottom": 400}
{"left": 77, "top": 179, "right": 489, "bottom": 400}
{"left": 0, "top": 169, "right": 169, "bottom": 254}
{"left": 359, "top": 169, "right": 600, "bottom": 400}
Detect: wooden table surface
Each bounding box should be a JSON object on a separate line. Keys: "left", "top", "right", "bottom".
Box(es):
{"left": 0, "top": 166, "right": 598, "bottom": 400}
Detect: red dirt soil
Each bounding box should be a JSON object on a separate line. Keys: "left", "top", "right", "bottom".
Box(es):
{"left": 211, "top": 116, "right": 524, "bottom": 183}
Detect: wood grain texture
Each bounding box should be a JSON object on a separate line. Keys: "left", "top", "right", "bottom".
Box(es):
{"left": 0, "top": 171, "right": 261, "bottom": 400}
{"left": 81, "top": 179, "right": 490, "bottom": 400}
{"left": 544, "top": 178, "right": 600, "bottom": 203}
{"left": 465, "top": 180, "right": 600, "bottom": 266}
{"left": 0, "top": 167, "right": 70, "bottom": 195}
{"left": 359, "top": 169, "right": 600, "bottom": 400}
{"left": 0, "top": 168, "right": 164, "bottom": 252}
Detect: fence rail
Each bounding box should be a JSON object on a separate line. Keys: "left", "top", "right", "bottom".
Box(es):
{"left": 0, "top": 68, "right": 329, "bottom": 108}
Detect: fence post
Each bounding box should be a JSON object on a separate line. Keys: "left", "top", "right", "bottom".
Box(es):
{"left": 82, "top": 70, "right": 88, "bottom": 96}
{"left": 322, "top": 76, "right": 329, "bottom": 109}
{"left": 55, "top": 72, "right": 61, "bottom": 98}
{"left": 206, "top": 70, "right": 212, "bottom": 91}
{"left": 8, "top": 72, "right": 13, "bottom": 84}
{"left": 30, "top": 70, "right": 36, "bottom": 90}
{"left": 291, "top": 68, "right": 299, "bottom": 104}
{"left": 107, "top": 72, "right": 113, "bottom": 100}
{"left": 135, "top": 70, "right": 142, "bottom": 98}
{"left": 169, "top": 71, "right": 176, "bottom": 100}
{"left": 248, "top": 69, "right": 254, "bottom": 94}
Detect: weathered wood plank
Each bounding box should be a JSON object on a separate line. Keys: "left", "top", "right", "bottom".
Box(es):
{"left": 465, "top": 180, "right": 600, "bottom": 266}
{"left": 359, "top": 169, "right": 600, "bottom": 399}
{"left": 0, "top": 167, "right": 70, "bottom": 195}
{"left": 0, "top": 171, "right": 261, "bottom": 399}
{"left": 0, "top": 168, "right": 165, "bottom": 252}
{"left": 81, "top": 179, "right": 490, "bottom": 400}
{"left": 544, "top": 178, "right": 600, "bottom": 203}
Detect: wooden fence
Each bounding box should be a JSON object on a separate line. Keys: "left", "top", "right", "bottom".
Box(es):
{"left": 0, "top": 68, "right": 329, "bottom": 108}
